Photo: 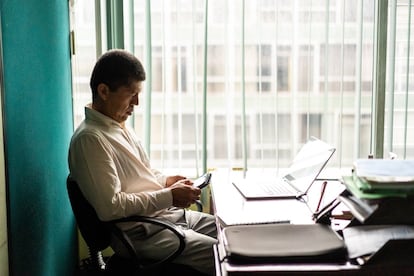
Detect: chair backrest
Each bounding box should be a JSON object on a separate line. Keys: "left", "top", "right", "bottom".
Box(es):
{"left": 66, "top": 176, "right": 111, "bottom": 251}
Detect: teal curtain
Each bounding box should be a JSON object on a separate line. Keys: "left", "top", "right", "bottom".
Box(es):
{"left": 0, "top": 0, "right": 77, "bottom": 275}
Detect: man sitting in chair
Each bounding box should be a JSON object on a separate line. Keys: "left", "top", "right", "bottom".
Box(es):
{"left": 68, "top": 49, "right": 217, "bottom": 275}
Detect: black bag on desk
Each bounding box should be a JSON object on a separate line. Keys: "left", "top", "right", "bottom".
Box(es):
{"left": 222, "top": 223, "right": 348, "bottom": 264}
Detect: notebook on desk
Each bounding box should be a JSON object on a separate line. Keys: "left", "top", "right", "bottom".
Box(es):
{"left": 232, "top": 137, "right": 335, "bottom": 200}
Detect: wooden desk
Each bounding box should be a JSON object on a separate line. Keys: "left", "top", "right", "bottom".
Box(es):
{"left": 210, "top": 169, "right": 414, "bottom": 275}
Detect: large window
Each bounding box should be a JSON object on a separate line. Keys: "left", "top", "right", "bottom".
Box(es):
{"left": 71, "top": 0, "right": 414, "bottom": 173}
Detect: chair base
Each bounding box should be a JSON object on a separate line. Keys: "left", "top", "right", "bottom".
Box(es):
{"left": 76, "top": 257, "right": 106, "bottom": 276}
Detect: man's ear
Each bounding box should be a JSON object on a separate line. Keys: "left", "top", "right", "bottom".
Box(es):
{"left": 97, "top": 83, "right": 110, "bottom": 101}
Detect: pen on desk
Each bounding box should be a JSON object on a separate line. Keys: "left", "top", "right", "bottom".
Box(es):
{"left": 316, "top": 181, "right": 327, "bottom": 213}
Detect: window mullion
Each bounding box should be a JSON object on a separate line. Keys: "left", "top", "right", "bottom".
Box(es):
{"left": 202, "top": 0, "right": 209, "bottom": 174}
{"left": 106, "top": 0, "right": 124, "bottom": 49}
{"left": 372, "top": 0, "right": 388, "bottom": 158}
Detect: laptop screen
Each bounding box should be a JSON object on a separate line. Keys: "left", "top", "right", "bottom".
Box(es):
{"left": 282, "top": 137, "right": 335, "bottom": 194}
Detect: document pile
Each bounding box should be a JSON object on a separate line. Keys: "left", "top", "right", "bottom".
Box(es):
{"left": 340, "top": 160, "right": 414, "bottom": 265}
{"left": 345, "top": 159, "right": 414, "bottom": 198}
{"left": 340, "top": 159, "right": 414, "bottom": 224}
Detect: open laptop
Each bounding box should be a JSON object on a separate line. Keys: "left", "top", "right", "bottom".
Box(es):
{"left": 232, "top": 137, "right": 335, "bottom": 200}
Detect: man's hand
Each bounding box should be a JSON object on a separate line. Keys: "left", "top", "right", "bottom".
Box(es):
{"left": 169, "top": 180, "right": 201, "bottom": 208}
{"left": 166, "top": 175, "right": 188, "bottom": 187}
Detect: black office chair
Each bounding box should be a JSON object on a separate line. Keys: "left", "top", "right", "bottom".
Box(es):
{"left": 66, "top": 176, "right": 206, "bottom": 276}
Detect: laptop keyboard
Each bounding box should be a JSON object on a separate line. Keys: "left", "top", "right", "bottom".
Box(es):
{"left": 259, "top": 180, "right": 297, "bottom": 195}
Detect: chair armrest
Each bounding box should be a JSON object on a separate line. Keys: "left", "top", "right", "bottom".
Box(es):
{"left": 107, "top": 216, "right": 186, "bottom": 269}
{"left": 194, "top": 200, "right": 203, "bottom": 212}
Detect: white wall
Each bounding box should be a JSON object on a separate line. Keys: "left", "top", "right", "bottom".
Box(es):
{"left": 0, "top": 84, "right": 8, "bottom": 276}
{"left": 0, "top": 16, "right": 9, "bottom": 276}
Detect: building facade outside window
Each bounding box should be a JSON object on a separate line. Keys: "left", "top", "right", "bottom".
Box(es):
{"left": 71, "top": 0, "right": 414, "bottom": 171}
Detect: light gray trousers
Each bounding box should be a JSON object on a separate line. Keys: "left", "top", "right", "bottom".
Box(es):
{"left": 114, "top": 208, "right": 218, "bottom": 275}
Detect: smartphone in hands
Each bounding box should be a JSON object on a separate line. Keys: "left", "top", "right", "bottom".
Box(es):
{"left": 193, "top": 172, "right": 212, "bottom": 189}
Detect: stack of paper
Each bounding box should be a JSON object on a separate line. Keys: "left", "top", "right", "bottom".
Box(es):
{"left": 340, "top": 159, "right": 414, "bottom": 224}
{"left": 351, "top": 159, "right": 414, "bottom": 195}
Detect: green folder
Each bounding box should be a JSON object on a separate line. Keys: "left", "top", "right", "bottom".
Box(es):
{"left": 343, "top": 176, "right": 414, "bottom": 199}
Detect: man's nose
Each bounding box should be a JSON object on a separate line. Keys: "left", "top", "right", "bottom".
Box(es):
{"left": 132, "top": 94, "right": 139, "bottom": 105}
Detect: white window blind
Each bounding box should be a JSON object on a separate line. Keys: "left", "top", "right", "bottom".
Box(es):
{"left": 71, "top": 0, "right": 414, "bottom": 175}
